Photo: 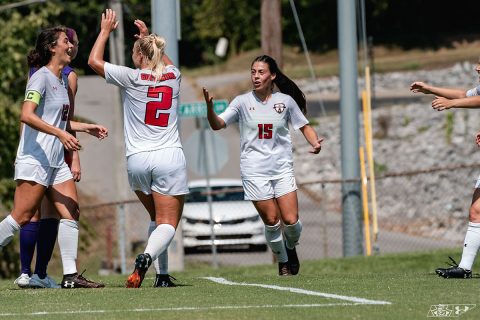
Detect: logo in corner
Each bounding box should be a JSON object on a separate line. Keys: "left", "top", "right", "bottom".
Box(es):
{"left": 427, "top": 304, "right": 476, "bottom": 317}
{"left": 273, "top": 103, "right": 286, "bottom": 114}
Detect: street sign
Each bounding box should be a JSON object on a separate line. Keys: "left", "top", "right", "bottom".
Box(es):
{"left": 178, "top": 100, "right": 228, "bottom": 118}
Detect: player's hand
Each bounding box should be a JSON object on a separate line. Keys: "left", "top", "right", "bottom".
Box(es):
{"left": 203, "top": 87, "right": 214, "bottom": 109}
{"left": 58, "top": 131, "right": 82, "bottom": 151}
{"left": 70, "top": 155, "right": 81, "bottom": 182}
{"left": 432, "top": 96, "right": 453, "bottom": 111}
{"left": 476, "top": 132, "right": 480, "bottom": 147}
{"left": 134, "top": 19, "right": 149, "bottom": 39}
{"left": 410, "top": 81, "right": 431, "bottom": 94}
{"left": 309, "top": 137, "right": 324, "bottom": 154}
{"left": 85, "top": 124, "right": 108, "bottom": 140}
{"left": 101, "top": 9, "right": 119, "bottom": 33}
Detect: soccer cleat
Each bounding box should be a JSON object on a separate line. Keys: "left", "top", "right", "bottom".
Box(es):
{"left": 278, "top": 262, "right": 292, "bottom": 276}
{"left": 126, "top": 253, "right": 152, "bottom": 288}
{"left": 29, "top": 274, "right": 60, "bottom": 289}
{"left": 154, "top": 274, "right": 177, "bottom": 287}
{"left": 285, "top": 244, "right": 300, "bottom": 275}
{"left": 61, "top": 270, "right": 105, "bottom": 288}
{"left": 435, "top": 256, "right": 472, "bottom": 279}
{"left": 14, "top": 273, "right": 31, "bottom": 288}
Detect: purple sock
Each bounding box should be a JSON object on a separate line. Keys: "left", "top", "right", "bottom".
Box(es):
{"left": 34, "top": 218, "right": 59, "bottom": 278}
{"left": 19, "top": 222, "right": 40, "bottom": 275}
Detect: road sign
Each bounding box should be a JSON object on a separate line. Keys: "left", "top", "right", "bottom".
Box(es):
{"left": 183, "top": 129, "right": 228, "bottom": 177}
{"left": 178, "top": 100, "right": 228, "bottom": 118}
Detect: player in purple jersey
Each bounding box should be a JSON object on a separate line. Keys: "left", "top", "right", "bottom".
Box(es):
{"left": 411, "top": 59, "right": 480, "bottom": 278}
{"left": 0, "top": 26, "right": 107, "bottom": 289}
{"left": 14, "top": 28, "right": 83, "bottom": 289}
{"left": 89, "top": 10, "right": 188, "bottom": 288}
{"left": 203, "top": 55, "right": 323, "bottom": 275}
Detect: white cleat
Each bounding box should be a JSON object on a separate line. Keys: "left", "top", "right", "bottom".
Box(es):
{"left": 29, "top": 274, "right": 61, "bottom": 289}
{"left": 14, "top": 273, "right": 31, "bottom": 288}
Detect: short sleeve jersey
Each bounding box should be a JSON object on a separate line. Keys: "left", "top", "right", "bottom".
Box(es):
{"left": 466, "top": 85, "right": 480, "bottom": 97}
{"left": 219, "top": 91, "right": 309, "bottom": 179}
{"left": 16, "top": 66, "right": 70, "bottom": 167}
{"left": 104, "top": 63, "right": 182, "bottom": 156}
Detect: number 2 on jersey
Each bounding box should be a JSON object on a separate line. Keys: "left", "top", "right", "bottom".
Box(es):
{"left": 145, "top": 85, "right": 173, "bottom": 127}
{"left": 258, "top": 123, "right": 273, "bottom": 139}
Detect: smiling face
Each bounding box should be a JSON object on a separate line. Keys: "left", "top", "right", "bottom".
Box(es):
{"left": 251, "top": 61, "right": 276, "bottom": 94}
{"left": 50, "top": 32, "right": 74, "bottom": 65}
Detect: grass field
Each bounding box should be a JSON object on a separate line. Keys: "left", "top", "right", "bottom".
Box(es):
{"left": 0, "top": 249, "right": 479, "bottom": 319}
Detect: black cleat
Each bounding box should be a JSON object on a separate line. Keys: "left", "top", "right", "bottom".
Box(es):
{"left": 126, "top": 253, "right": 152, "bottom": 288}
{"left": 285, "top": 244, "right": 300, "bottom": 275}
{"left": 61, "top": 270, "right": 105, "bottom": 289}
{"left": 154, "top": 274, "right": 177, "bottom": 287}
{"left": 435, "top": 256, "right": 472, "bottom": 279}
{"left": 278, "top": 262, "right": 292, "bottom": 276}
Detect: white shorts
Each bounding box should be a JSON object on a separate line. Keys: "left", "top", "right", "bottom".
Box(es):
{"left": 127, "top": 147, "right": 189, "bottom": 196}
{"left": 14, "top": 162, "right": 73, "bottom": 187}
{"left": 242, "top": 175, "right": 297, "bottom": 201}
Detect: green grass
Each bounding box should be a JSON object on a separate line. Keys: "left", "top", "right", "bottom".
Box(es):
{"left": 1, "top": 249, "right": 480, "bottom": 319}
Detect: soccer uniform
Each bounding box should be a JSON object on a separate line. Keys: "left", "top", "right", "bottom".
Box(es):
{"left": 219, "top": 91, "right": 309, "bottom": 200}
{"left": 30, "top": 66, "right": 75, "bottom": 168}
{"left": 104, "top": 63, "right": 188, "bottom": 195}
{"left": 15, "top": 66, "right": 72, "bottom": 186}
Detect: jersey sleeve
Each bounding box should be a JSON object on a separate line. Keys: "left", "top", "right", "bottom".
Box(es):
{"left": 466, "top": 85, "right": 480, "bottom": 97}
{"left": 104, "top": 62, "right": 134, "bottom": 88}
{"left": 218, "top": 96, "right": 241, "bottom": 126}
{"left": 286, "top": 96, "right": 309, "bottom": 130}
{"left": 24, "top": 71, "right": 46, "bottom": 104}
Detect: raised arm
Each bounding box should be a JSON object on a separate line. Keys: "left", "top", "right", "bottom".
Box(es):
{"left": 410, "top": 81, "right": 466, "bottom": 99}
{"left": 299, "top": 125, "right": 323, "bottom": 154}
{"left": 134, "top": 19, "right": 175, "bottom": 67}
{"left": 88, "top": 9, "right": 119, "bottom": 78}
{"left": 203, "top": 87, "right": 225, "bottom": 130}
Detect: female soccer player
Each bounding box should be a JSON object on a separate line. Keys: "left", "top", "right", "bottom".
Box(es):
{"left": 89, "top": 10, "right": 188, "bottom": 288}
{"left": 203, "top": 55, "right": 323, "bottom": 275}
{"left": 0, "top": 26, "right": 107, "bottom": 289}
{"left": 411, "top": 61, "right": 480, "bottom": 278}
{"left": 15, "top": 27, "right": 82, "bottom": 289}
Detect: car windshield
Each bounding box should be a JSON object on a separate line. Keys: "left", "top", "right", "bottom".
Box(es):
{"left": 186, "top": 185, "right": 244, "bottom": 203}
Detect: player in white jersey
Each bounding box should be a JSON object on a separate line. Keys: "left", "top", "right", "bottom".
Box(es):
{"left": 410, "top": 57, "right": 480, "bottom": 278}
{"left": 203, "top": 55, "right": 323, "bottom": 276}
{"left": 89, "top": 10, "right": 188, "bottom": 288}
{"left": 0, "top": 26, "right": 108, "bottom": 289}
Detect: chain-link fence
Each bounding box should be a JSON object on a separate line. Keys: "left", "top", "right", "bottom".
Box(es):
{"left": 79, "top": 162, "right": 475, "bottom": 273}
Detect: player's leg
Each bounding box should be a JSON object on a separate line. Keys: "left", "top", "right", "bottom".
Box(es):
{"left": 274, "top": 175, "right": 302, "bottom": 275}
{"left": 47, "top": 166, "right": 103, "bottom": 288}
{"left": 0, "top": 180, "right": 45, "bottom": 248}
{"left": 15, "top": 210, "right": 40, "bottom": 287}
{"left": 29, "top": 197, "right": 60, "bottom": 288}
{"left": 436, "top": 187, "right": 480, "bottom": 278}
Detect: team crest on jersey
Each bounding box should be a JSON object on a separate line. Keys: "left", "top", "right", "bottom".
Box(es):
{"left": 273, "top": 103, "right": 286, "bottom": 114}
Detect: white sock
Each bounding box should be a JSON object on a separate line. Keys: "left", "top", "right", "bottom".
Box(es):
{"left": 0, "top": 215, "right": 20, "bottom": 247}
{"left": 459, "top": 222, "right": 480, "bottom": 271}
{"left": 264, "top": 221, "right": 288, "bottom": 263}
{"left": 148, "top": 221, "right": 169, "bottom": 274}
{"left": 58, "top": 219, "right": 78, "bottom": 275}
{"left": 284, "top": 219, "right": 303, "bottom": 249}
{"left": 144, "top": 224, "right": 175, "bottom": 262}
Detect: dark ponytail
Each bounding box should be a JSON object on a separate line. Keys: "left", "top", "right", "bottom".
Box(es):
{"left": 251, "top": 55, "right": 307, "bottom": 115}
{"left": 27, "top": 26, "right": 66, "bottom": 68}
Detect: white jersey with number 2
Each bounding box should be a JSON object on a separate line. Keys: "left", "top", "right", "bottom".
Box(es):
{"left": 219, "top": 91, "right": 309, "bottom": 179}
{"left": 104, "top": 62, "right": 182, "bottom": 156}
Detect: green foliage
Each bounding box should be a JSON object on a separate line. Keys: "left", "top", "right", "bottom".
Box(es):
{"left": 374, "top": 160, "right": 388, "bottom": 176}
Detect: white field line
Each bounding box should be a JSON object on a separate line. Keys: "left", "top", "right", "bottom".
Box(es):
{"left": 0, "top": 303, "right": 377, "bottom": 317}
{"left": 203, "top": 277, "right": 392, "bottom": 305}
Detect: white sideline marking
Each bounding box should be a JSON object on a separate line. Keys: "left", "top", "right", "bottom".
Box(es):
{"left": 203, "top": 277, "right": 392, "bottom": 305}
{"left": 0, "top": 303, "right": 378, "bottom": 317}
